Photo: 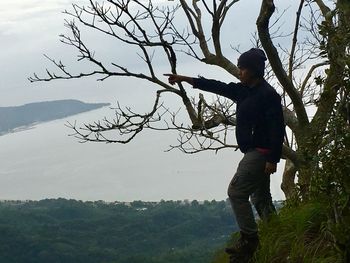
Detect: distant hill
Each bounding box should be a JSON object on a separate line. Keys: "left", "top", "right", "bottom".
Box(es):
{"left": 0, "top": 199, "right": 236, "bottom": 263}
{"left": 0, "top": 100, "right": 110, "bottom": 135}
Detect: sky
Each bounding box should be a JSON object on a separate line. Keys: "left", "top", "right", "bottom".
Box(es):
{"left": 0, "top": 0, "right": 303, "bottom": 201}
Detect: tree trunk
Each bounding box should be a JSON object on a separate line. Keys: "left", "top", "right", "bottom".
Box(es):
{"left": 281, "top": 159, "right": 297, "bottom": 199}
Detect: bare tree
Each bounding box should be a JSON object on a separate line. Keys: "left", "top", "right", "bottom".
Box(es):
{"left": 30, "top": 0, "right": 350, "bottom": 200}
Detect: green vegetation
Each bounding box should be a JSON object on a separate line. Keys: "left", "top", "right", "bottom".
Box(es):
{"left": 213, "top": 202, "right": 344, "bottom": 263}
{"left": 255, "top": 202, "right": 342, "bottom": 263}
{"left": 0, "top": 198, "right": 236, "bottom": 263}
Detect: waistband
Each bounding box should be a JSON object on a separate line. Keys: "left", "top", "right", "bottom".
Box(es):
{"left": 246, "top": 147, "right": 271, "bottom": 155}
{"left": 255, "top": 147, "right": 271, "bottom": 155}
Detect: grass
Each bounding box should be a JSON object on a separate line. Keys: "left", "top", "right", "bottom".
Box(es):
{"left": 212, "top": 201, "right": 343, "bottom": 263}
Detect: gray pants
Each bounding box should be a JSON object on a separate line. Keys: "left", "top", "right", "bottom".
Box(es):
{"left": 227, "top": 149, "right": 276, "bottom": 235}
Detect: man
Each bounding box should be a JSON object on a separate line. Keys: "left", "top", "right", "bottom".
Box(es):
{"left": 164, "top": 48, "right": 285, "bottom": 258}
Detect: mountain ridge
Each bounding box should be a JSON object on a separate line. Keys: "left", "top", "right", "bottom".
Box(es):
{"left": 0, "top": 99, "right": 110, "bottom": 135}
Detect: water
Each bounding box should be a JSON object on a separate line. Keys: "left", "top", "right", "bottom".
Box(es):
{"left": 0, "top": 107, "right": 285, "bottom": 202}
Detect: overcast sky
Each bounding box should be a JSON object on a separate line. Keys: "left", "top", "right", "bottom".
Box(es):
{"left": 0, "top": 0, "right": 303, "bottom": 201}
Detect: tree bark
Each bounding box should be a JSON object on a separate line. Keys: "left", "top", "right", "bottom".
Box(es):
{"left": 281, "top": 159, "right": 297, "bottom": 200}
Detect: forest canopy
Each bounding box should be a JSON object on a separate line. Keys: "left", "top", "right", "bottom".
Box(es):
{"left": 0, "top": 198, "right": 245, "bottom": 263}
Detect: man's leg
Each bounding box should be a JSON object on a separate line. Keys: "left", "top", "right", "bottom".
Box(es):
{"left": 227, "top": 172, "right": 258, "bottom": 235}
{"left": 226, "top": 150, "right": 266, "bottom": 255}
{"left": 251, "top": 175, "right": 276, "bottom": 221}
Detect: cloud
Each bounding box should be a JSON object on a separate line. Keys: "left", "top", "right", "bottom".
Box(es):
{"left": 0, "top": 0, "right": 80, "bottom": 36}
{"left": 1, "top": 1, "right": 65, "bottom": 20}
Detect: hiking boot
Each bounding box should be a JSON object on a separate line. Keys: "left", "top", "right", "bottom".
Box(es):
{"left": 225, "top": 231, "right": 259, "bottom": 255}
{"left": 229, "top": 252, "right": 254, "bottom": 263}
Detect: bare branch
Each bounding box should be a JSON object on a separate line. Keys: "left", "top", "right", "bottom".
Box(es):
{"left": 288, "top": 0, "right": 305, "bottom": 79}
{"left": 283, "top": 107, "right": 299, "bottom": 132}
{"left": 180, "top": 0, "right": 240, "bottom": 77}
{"left": 314, "top": 0, "right": 331, "bottom": 16}
{"left": 67, "top": 89, "right": 174, "bottom": 143}
{"left": 300, "top": 61, "right": 329, "bottom": 96}
{"left": 282, "top": 145, "right": 298, "bottom": 167}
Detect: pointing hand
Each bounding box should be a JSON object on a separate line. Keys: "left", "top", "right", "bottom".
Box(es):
{"left": 164, "top": 74, "right": 194, "bottom": 86}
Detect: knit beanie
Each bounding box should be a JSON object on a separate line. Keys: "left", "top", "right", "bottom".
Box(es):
{"left": 237, "top": 48, "right": 267, "bottom": 78}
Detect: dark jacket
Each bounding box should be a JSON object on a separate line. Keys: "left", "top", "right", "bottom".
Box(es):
{"left": 193, "top": 77, "right": 285, "bottom": 163}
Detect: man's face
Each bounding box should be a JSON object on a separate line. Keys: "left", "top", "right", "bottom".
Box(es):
{"left": 238, "top": 67, "right": 255, "bottom": 85}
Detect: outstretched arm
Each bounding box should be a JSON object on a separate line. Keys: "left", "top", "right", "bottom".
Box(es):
{"left": 164, "top": 73, "right": 244, "bottom": 102}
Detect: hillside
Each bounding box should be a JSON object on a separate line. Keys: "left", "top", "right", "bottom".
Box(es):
{"left": 212, "top": 201, "right": 348, "bottom": 263}
{"left": 0, "top": 100, "right": 109, "bottom": 135}
{"left": 0, "top": 199, "right": 236, "bottom": 263}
